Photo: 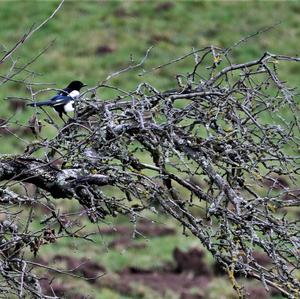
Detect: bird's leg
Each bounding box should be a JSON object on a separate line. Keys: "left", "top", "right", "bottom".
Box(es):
{"left": 64, "top": 111, "right": 75, "bottom": 123}
{"left": 59, "top": 112, "right": 67, "bottom": 125}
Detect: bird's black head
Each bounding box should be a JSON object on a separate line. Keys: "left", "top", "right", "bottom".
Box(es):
{"left": 67, "top": 81, "right": 86, "bottom": 91}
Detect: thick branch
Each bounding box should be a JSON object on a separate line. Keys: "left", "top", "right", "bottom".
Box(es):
{"left": 0, "top": 157, "right": 114, "bottom": 199}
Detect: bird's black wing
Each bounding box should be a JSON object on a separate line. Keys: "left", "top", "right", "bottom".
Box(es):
{"left": 50, "top": 95, "right": 73, "bottom": 106}
{"left": 27, "top": 95, "right": 73, "bottom": 107}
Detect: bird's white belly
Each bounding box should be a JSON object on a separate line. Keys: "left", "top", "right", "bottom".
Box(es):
{"left": 64, "top": 101, "right": 74, "bottom": 112}
{"left": 69, "top": 90, "right": 80, "bottom": 99}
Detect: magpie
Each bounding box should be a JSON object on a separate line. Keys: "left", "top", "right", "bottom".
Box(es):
{"left": 27, "top": 81, "right": 86, "bottom": 121}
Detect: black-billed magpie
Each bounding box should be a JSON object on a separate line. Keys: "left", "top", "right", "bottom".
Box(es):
{"left": 27, "top": 81, "right": 86, "bottom": 121}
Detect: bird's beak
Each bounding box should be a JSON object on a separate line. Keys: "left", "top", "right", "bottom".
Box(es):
{"left": 83, "top": 84, "right": 87, "bottom": 87}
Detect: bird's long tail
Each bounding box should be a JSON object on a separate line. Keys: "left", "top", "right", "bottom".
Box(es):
{"left": 27, "top": 100, "right": 54, "bottom": 107}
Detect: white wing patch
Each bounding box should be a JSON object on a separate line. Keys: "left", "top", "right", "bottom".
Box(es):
{"left": 69, "top": 90, "right": 80, "bottom": 99}
{"left": 53, "top": 99, "right": 66, "bottom": 106}
{"left": 64, "top": 100, "right": 74, "bottom": 112}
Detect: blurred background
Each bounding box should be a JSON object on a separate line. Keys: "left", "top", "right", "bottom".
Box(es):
{"left": 0, "top": 1, "right": 299, "bottom": 298}
{"left": 1, "top": 1, "right": 300, "bottom": 152}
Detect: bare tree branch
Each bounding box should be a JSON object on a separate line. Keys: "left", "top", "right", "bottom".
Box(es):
{"left": 1, "top": 32, "right": 300, "bottom": 298}
{"left": 0, "top": 0, "right": 64, "bottom": 65}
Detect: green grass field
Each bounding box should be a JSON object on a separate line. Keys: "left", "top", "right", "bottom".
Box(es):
{"left": 1, "top": 1, "right": 300, "bottom": 155}
{"left": 0, "top": 1, "right": 299, "bottom": 298}
{"left": 1, "top": 1, "right": 300, "bottom": 101}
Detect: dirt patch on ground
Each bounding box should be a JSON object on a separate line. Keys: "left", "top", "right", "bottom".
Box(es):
{"left": 98, "top": 220, "right": 176, "bottom": 238}
{"left": 38, "top": 246, "right": 276, "bottom": 299}
{"left": 261, "top": 176, "right": 289, "bottom": 190}
{"left": 213, "top": 251, "right": 272, "bottom": 277}
{"left": 283, "top": 188, "right": 300, "bottom": 200}
{"left": 111, "top": 271, "right": 210, "bottom": 297}
{"left": 53, "top": 255, "right": 106, "bottom": 282}
{"left": 173, "top": 247, "right": 212, "bottom": 276}
{"left": 99, "top": 220, "right": 175, "bottom": 250}
{"left": 39, "top": 247, "right": 211, "bottom": 298}
{"left": 39, "top": 275, "right": 92, "bottom": 298}
{"left": 39, "top": 255, "right": 105, "bottom": 297}
{"left": 98, "top": 247, "right": 212, "bottom": 298}
{"left": 108, "top": 236, "right": 147, "bottom": 250}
